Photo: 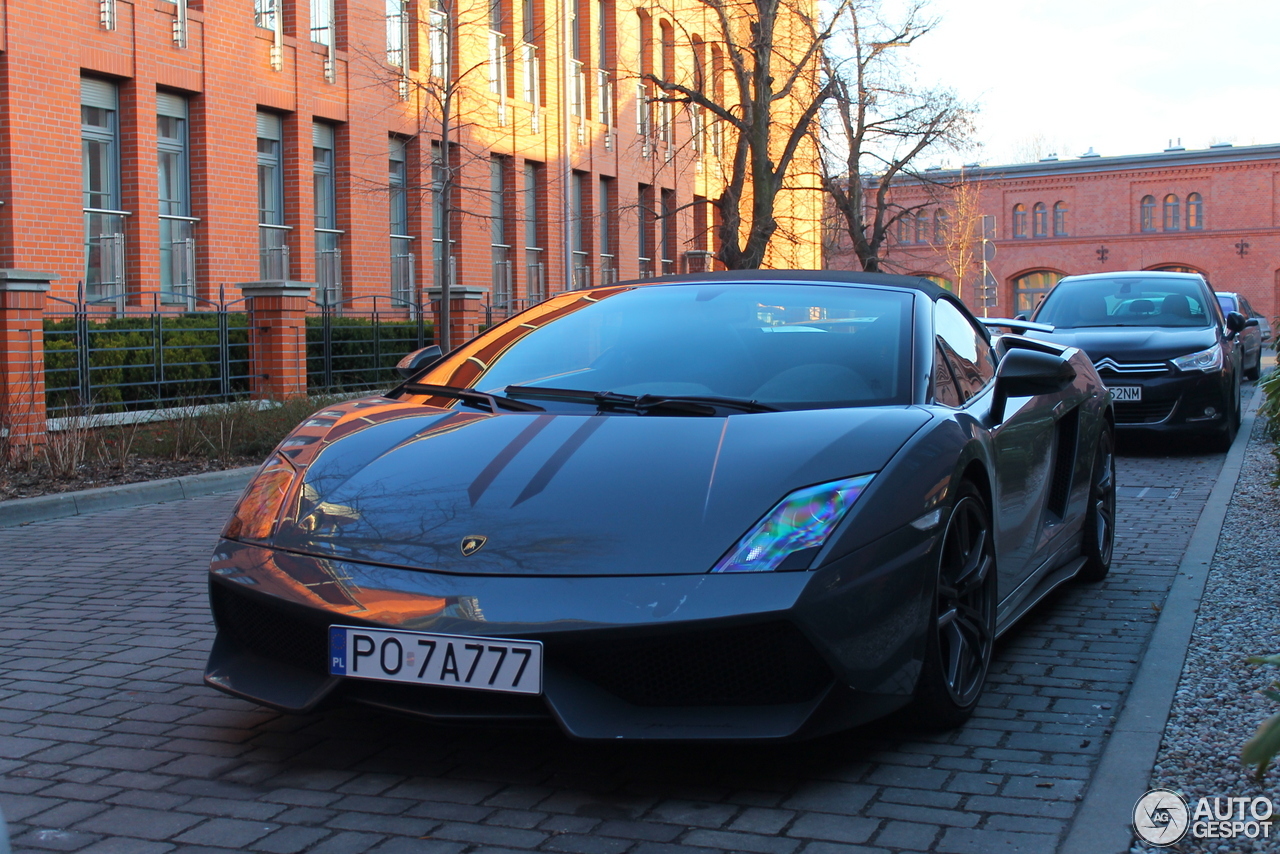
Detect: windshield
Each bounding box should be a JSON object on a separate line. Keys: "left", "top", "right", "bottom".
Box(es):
{"left": 414, "top": 283, "right": 915, "bottom": 410}
{"left": 1033, "top": 276, "right": 1213, "bottom": 329}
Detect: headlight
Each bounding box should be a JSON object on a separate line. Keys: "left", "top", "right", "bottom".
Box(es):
{"left": 223, "top": 454, "right": 300, "bottom": 541}
{"left": 711, "top": 474, "right": 875, "bottom": 573}
{"left": 1171, "top": 344, "right": 1223, "bottom": 373}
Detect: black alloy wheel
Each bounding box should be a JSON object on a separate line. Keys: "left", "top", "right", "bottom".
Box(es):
{"left": 1078, "top": 426, "right": 1116, "bottom": 582}
{"left": 906, "top": 481, "right": 996, "bottom": 729}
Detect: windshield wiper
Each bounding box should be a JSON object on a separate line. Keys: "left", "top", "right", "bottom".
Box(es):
{"left": 503, "top": 385, "right": 777, "bottom": 415}
{"left": 402, "top": 382, "right": 546, "bottom": 413}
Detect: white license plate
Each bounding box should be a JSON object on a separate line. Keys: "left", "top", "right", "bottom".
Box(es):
{"left": 1110, "top": 386, "right": 1142, "bottom": 401}
{"left": 328, "top": 625, "right": 542, "bottom": 694}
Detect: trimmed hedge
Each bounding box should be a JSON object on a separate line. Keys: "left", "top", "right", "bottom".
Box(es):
{"left": 42, "top": 311, "right": 434, "bottom": 412}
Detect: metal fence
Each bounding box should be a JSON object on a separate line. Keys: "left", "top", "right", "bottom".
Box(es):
{"left": 306, "top": 295, "right": 433, "bottom": 392}
{"left": 43, "top": 285, "right": 254, "bottom": 418}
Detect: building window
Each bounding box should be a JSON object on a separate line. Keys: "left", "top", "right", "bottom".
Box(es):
{"left": 431, "top": 142, "right": 453, "bottom": 289}
{"left": 1140, "top": 195, "right": 1156, "bottom": 232}
{"left": 314, "top": 122, "right": 342, "bottom": 304}
{"left": 596, "top": 0, "right": 614, "bottom": 126}
{"left": 919, "top": 274, "right": 953, "bottom": 291}
{"left": 312, "top": 0, "right": 333, "bottom": 43}
{"left": 158, "top": 92, "right": 195, "bottom": 302}
{"left": 599, "top": 177, "right": 615, "bottom": 283}
{"left": 520, "top": 0, "right": 541, "bottom": 107}
{"left": 1032, "top": 202, "right": 1047, "bottom": 238}
{"left": 1013, "top": 270, "right": 1063, "bottom": 314}
{"left": 657, "top": 21, "right": 674, "bottom": 145}
{"left": 255, "top": 0, "right": 278, "bottom": 30}
{"left": 257, "top": 111, "right": 288, "bottom": 280}
{"left": 1012, "top": 204, "right": 1026, "bottom": 238}
{"left": 387, "top": 0, "right": 408, "bottom": 67}
{"left": 390, "top": 137, "right": 414, "bottom": 305}
{"left": 934, "top": 210, "right": 948, "bottom": 244}
{"left": 1163, "top": 194, "right": 1180, "bottom": 231}
{"left": 489, "top": 0, "right": 508, "bottom": 101}
{"left": 570, "top": 171, "right": 590, "bottom": 288}
{"left": 82, "top": 78, "right": 125, "bottom": 301}
{"left": 490, "top": 156, "right": 512, "bottom": 311}
{"left": 915, "top": 211, "right": 927, "bottom": 244}
{"left": 660, "top": 187, "right": 676, "bottom": 275}
{"left": 1052, "top": 201, "right": 1068, "bottom": 237}
{"left": 428, "top": 0, "right": 449, "bottom": 77}
{"left": 523, "top": 161, "right": 545, "bottom": 302}
{"left": 897, "top": 213, "right": 910, "bottom": 243}
{"left": 1187, "top": 193, "right": 1204, "bottom": 230}
{"left": 638, "top": 183, "right": 654, "bottom": 277}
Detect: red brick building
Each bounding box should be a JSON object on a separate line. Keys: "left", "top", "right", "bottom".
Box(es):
{"left": 828, "top": 144, "right": 1280, "bottom": 321}
{"left": 0, "top": 0, "right": 821, "bottom": 319}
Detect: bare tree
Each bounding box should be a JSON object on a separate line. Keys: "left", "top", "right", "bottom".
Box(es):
{"left": 934, "top": 167, "right": 983, "bottom": 298}
{"left": 644, "top": 0, "right": 842, "bottom": 270}
{"left": 821, "top": 0, "right": 974, "bottom": 273}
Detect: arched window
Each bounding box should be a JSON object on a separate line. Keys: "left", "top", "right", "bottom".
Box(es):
{"left": 1053, "top": 201, "right": 1068, "bottom": 236}
{"left": 1187, "top": 193, "right": 1204, "bottom": 230}
{"left": 897, "top": 214, "right": 909, "bottom": 243}
{"left": 1163, "top": 194, "right": 1180, "bottom": 231}
{"left": 1012, "top": 204, "right": 1027, "bottom": 238}
{"left": 1032, "top": 202, "right": 1048, "bottom": 237}
{"left": 1013, "top": 270, "right": 1064, "bottom": 314}
{"left": 934, "top": 209, "right": 948, "bottom": 244}
{"left": 915, "top": 211, "right": 928, "bottom": 244}
{"left": 1140, "top": 195, "right": 1156, "bottom": 232}
{"left": 918, "top": 273, "right": 953, "bottom": 291}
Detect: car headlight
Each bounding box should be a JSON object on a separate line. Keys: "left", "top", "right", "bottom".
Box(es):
{"left": 223, "top": 454, "right": 300, "bottom": 541}
{"left": 1171, "top": 344, "right": 1223, "bottom": 373}
{"left": 711, "top": 474, "right": 875, "bottom": 573}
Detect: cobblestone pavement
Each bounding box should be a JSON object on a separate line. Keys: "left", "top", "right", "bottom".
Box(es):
{"left": 0, "top": 438, "right": 1229, "bottom": 854}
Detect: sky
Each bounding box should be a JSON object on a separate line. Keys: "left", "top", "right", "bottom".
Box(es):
{"left": 894, "top": 0, "right": 1280, "bottom": 167}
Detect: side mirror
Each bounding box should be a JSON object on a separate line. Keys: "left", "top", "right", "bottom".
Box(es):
{"left": 991, "top": 347, "right": 1077, "bottom": 422}
{"left": 1226, "top": 311, "right": 1246, "bottom": 334}
{"left": 1246, "top": 317, "right": 1260, "bottom": 328}
{"left": 395, "top": 344, "right": 444, "bottom": 379}
{"left": 1014, "top": 313, "right": 1029, "bottom": 322}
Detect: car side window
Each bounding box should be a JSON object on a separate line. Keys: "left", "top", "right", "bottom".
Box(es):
{"left": 934, "top": 299, "right": 997, "bottom": 402}
{"left": 933, "top": 342, "right": 962, "bottom": 407}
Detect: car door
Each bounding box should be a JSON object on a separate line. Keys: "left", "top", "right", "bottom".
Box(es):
{"left": 934, "top": 299, "right": 1080, "bottom": 610}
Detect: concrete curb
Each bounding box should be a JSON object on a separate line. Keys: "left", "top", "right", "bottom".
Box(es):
{"left": 0, "top": 465, "right": 257, "bottom": 528}
{"left": 1059, "top": 383, "right": 1264, "bottom": 854}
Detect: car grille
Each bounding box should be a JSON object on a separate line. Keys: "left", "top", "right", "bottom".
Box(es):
{"left": 1093, "top": 357, "right": 1169, "bottom": 376}
{"left": 211, "top": 583, "right": 330, "bottom": 674}
{"left": 1115, "top": 400, "right": 1177, "bottom": 424}
{"left": 553, "top": 621, "right": 832, "bottom": 707}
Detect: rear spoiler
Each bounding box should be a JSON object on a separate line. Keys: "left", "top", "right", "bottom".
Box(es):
{"left": 980, "top": 318, "right": 1055, "bottom": 334}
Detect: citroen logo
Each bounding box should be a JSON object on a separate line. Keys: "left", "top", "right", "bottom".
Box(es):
{"left": 460, "top": 535, "right": 487, "bottom": 556}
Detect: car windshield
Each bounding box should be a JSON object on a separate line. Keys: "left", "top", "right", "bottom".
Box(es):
{"left": 1033, "top": 277, "right": 1213, "bottom": 329}
{"left": 416, "top": 283, "right": 915, "bottom": 410}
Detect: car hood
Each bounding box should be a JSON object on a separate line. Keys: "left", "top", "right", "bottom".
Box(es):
{"left": 1029, "top": 325, "right": 1219, "bottom": 363}
{"left": 268, "top": 405, "right": 930, "bottom": 576}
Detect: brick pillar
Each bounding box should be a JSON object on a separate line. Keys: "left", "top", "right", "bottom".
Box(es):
{"left": 239, "top": 281, "right": 315, "bottom": 400}
{"left": 0, "top": 270, "right": 57, "bottom": 454}
{"left": 429, "top": 286, "right": 489, "bottom": 347}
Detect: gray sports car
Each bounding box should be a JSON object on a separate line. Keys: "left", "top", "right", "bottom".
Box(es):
{"left": 205, "top": 271, "right": 1115, "bottom": 740}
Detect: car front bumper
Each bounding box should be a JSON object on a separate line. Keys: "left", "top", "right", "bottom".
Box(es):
{"left": 1106, "top": 370, "right": 1233, "bottom": 433}
{"left": 204, "top": 527, "right": 937, "bottom": 741}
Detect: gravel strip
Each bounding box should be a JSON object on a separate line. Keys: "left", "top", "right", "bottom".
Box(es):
{"left": 1134, "top": 413, "right": 1280, "bottom": 853}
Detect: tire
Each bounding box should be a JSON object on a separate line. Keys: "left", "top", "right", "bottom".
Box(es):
{"left": 1213, "top": 371, "right": 1242, "bottom": 452}
{"left": 1246, "top": 348, "right": 1261, "bottom": 382}
{"left": 1077, "top": 427, "right": 1116, "bottom": 583}
{"left": 905, "top": 481, "right": 996, "bottom": 730}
